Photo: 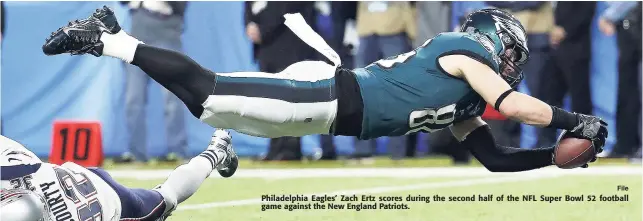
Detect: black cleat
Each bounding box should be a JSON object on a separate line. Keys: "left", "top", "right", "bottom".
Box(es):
{"left": 91, "top": 6, "right": 121, "bottom": 34}
{"left": 42, "top": 18, "right": 109, "bottom": 57}
{"left": 218, "top": 153, "right": 239, "bottom": 178}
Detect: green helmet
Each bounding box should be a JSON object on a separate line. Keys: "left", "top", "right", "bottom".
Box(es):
{"left": 460, "top": 8, "right": 529, "bottom": 87}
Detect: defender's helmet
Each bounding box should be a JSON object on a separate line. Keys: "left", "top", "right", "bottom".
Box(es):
{"left": 460, "top": 8, "right": 529, "bottom": 87}
{"left": 1, "top": 188, "right": 50, "bottom": 221}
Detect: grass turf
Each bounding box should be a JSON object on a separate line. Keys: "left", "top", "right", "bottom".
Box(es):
{"left": 102, "top": 156, "right": 633, "bottom": 170}
{"left": 109, "top": 158, "right": 641, "bottom": 221}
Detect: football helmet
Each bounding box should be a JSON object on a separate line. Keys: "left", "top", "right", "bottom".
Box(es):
{"left": 1, "top": 188, "right": 50, "bottom": 221}
{"left": 460, "top": 8, "right": 529, "bottom": 87}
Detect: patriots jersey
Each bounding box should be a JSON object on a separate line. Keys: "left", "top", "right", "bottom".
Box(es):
{"left": 353, "top": 32, "right": 501, "bottom": 139}
{"left": 0, "top": 135, "right": 122, "bottom": 221}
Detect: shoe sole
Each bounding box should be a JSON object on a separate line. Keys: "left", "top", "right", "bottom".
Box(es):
{"left": 92, "top": 7, "right": 120, "bottom": 33}
{"left": 218, "top": 157, "right": 238, "bottom": 178}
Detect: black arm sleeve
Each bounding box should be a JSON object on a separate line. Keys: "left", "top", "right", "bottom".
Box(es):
{"left": 460, "top": 125, "right": 554, "bottom": 172}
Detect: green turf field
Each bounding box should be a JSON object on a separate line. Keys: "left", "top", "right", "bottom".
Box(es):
{"left": 109, "top": 158, "right": 642, "bottom": 221}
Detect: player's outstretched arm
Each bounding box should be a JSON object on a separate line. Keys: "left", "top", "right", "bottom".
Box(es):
{"left": 439, "top": 55, "right": 607, "bottom": 149}
{"left": 450, "top": 117, "right": 554, "bottom": 172}
{"left": 440, "top": 55, "right": 552, "bottom": 127}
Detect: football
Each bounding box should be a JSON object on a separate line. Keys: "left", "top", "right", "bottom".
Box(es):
{"left": 553, "top": 130, "right": 596, "bottom": 169}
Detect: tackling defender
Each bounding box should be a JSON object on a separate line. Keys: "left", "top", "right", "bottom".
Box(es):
{"left": 0, "top": 130, "right": 237, "bottom": 221}
{"left": 42, "top": 7, "right": 607, "bottom": 171}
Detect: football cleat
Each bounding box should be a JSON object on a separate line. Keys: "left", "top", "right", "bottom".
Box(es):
{"left": 42, "top": 17, "right": 109, "bottom": 57}
{"left": 90, "top": 6, "right": 121, "bottom": 34}
{"left": 208, "top": 130, "right": 238, "bottom": 178}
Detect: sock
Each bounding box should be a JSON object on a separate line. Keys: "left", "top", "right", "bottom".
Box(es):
{"left": 155, "top": 148, "right": 227, "bottom": 205}
{"left": 198, "top": 148, "right": 228, "bottom": 170}
{"left": 126, "top": 44, "right": 216, "bottom": 117}
{"left": 99, "top": 30, "right": 142, "bottom": 63}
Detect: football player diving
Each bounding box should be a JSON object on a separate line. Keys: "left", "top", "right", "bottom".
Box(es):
{"left": 42, "top": 7, "right": 607, "bottom": 172}
{"left": 1, "top": 130, "right": 237, "bottom": 221}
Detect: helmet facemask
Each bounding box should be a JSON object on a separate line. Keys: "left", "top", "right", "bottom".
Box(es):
{"left": 497, "top": 31, "right": 527, "bottom": 88}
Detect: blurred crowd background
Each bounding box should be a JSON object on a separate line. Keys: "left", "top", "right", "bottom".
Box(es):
{"left": 0, "top": 1, "right": 641, "bottom": 165}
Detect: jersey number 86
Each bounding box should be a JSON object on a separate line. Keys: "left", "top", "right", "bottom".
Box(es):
{"left": 407, "top": 104, "right": 456, "bottom": 134}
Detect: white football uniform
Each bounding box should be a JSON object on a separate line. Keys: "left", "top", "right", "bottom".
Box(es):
{"left": 198, "top": 13, "right": 343, "bottom": 138}
{"left": 0, "top": 135, "right": 121, "bottom": 221}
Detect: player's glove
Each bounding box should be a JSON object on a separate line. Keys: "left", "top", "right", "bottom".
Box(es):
{"left": 568, "top": 114, "right": 608, "bottom": 168}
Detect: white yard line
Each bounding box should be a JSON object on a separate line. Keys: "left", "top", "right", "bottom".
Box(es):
{"left": 176, "top": 173, "right": 559, "bottom": 211}
{"left": 107, "top": 166, "right": 642, "bottom": 180}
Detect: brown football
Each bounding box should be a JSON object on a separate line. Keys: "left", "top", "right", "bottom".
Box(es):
{"left": 553, "top": 130, "right": 596, "bottom": 169}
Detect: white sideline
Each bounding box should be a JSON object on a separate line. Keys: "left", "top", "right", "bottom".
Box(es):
{"left": 176, "top": 173, "right": 560, "bottom": 211}
{"left": 107, "top": 166, "right": 642, "bottom": 180}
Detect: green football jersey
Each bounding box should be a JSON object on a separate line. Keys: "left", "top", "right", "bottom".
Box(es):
{"left": 352, "top": 32, "right": 502, "bottom": 139}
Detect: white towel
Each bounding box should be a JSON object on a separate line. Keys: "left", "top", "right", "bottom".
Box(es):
{"left": 283, "top": 13, "right": 342, "bottom": 67}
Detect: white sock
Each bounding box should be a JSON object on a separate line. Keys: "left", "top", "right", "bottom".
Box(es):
{"left": 99, "top": 30, "right": 142, "bottom": 63}
{"left": 156, "top": 148, "right": 227, "bottom": 205}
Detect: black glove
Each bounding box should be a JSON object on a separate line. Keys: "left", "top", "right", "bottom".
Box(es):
{"left": 568, "top": 114, "right": 608, "bottom": 168}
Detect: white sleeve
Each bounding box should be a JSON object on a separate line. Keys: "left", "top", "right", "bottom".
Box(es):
{"left": 0, "top": 135, "right": 42, "bottom": 166}
{"left": 449, "top": 117, "right": 488, "bottom": 142}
